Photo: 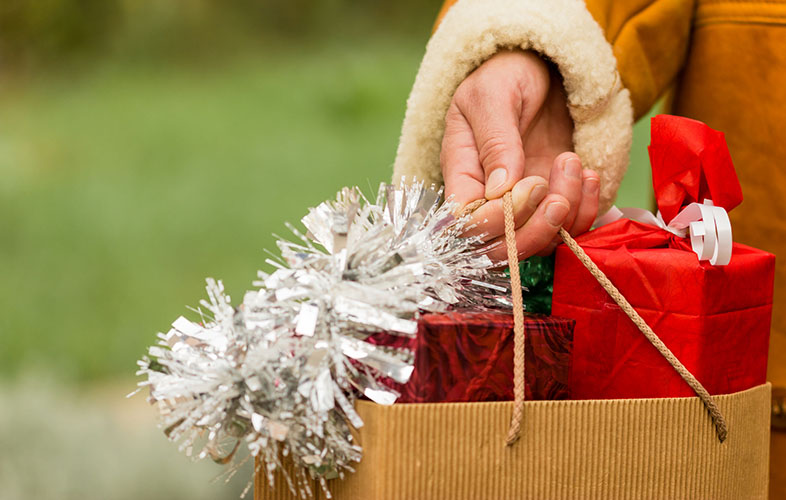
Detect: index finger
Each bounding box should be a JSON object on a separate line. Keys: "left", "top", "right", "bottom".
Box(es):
{"left": 441, "top": 102, "right": 485, "bottom": 207}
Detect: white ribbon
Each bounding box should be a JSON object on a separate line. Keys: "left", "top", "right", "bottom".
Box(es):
{"left": 594, "top": 199, "right": 733, "bottom": 266}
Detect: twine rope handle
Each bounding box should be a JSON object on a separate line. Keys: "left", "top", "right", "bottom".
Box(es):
{"left": 459, "top": 194, "right": 527, "bottom": 445}
{"left": 458, "top": 198, "right": 517, "bottom": 403}
{"left": 502, "top": 193, "right": 527, "bottom": 445}
{"left": 459, "top": 194, "right": 728, "bottom": 445}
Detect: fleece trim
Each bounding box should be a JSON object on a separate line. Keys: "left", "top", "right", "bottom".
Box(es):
{"left": 392, "top": 0, "right": 633, "bottom": 213}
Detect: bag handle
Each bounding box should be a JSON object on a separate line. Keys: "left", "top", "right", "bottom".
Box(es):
{"left": 462, "top": 193, "right": 728, "bottom": 445}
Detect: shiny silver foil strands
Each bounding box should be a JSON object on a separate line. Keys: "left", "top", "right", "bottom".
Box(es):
{"left": 136, "top": 181, "right": 517, "bottom": 497}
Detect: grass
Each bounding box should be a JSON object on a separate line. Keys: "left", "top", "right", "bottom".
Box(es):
{"left": 0, "top": 40, "right": 424, "bottom": 381}
{"left": 0, "top": 38, "right": 655, "bottom": 382}
{"left": 0, "top": 373, "right": 252, "bottom": 500}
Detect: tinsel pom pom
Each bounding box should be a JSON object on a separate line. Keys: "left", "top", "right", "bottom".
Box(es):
{"left": 135, "top": 182, "right": 513, "bottom": 496}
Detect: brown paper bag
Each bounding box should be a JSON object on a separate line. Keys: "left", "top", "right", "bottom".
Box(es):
{"left": 256, "top": 383, "right": 771, "bottom": 500}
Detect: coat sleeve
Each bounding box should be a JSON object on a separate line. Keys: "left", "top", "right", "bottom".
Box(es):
{"left": 434, "top": 0, "right": 696, "bottom": 120}
{"left": 393, "top": 0, "right": 652, "bottom": 213}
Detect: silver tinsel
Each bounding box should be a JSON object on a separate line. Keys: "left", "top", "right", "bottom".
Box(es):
{"left": 135, "top": 181, "right": 512, "bottom": 497}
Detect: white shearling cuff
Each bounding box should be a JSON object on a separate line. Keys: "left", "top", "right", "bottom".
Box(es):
{"left": 392, "top": 0, "right": 633, "bottom": 213}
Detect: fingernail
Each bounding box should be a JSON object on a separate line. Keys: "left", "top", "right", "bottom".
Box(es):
{"left": 529, "top": 184, "right": 548, "bottom": 206}
{"left": 583, "top": 177, "right": 599, "bottom": 194}
{"left": 544, "top": 201, "right": 570, "bottom": 226}
{"left": 564, "top": 158, "right": 581, "bottom": 179}
{"left": 485, "top": 169, "right": 507, "bottom": 197}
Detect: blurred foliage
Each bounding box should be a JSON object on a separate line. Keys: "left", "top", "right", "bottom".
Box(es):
{"left": 0, "top": 0, "right": 118, "bottom": 68}
{"left": 0, "top": 3, "right": 657, "bottom": 499}
{"left": 0, "top": 372, "right": 252, "bottom": 500}
{"left": 0, "top": 39, "right": 425, "bottom": 381}
{"left": 0, "top": 0, "right": 442, "bottom": 71}
{"left": 0, "top": 0, "right": 654, "bottom": 383}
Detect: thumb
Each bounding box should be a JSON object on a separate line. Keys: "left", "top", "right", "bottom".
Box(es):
{"left": 464, "top": 99, "right": 525, "bottom": 200}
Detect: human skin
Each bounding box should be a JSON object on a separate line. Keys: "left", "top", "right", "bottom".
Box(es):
{"left": 441, "top": 50, "right": 600, "bottom": 261}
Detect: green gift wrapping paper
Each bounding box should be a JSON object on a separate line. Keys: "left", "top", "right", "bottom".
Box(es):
{"left": 507, "top": 255, "right": 554, "bottom": 315}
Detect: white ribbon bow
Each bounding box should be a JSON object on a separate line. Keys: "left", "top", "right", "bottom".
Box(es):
{"left": 594, "top": 199, "right": 733, "bottom": 266}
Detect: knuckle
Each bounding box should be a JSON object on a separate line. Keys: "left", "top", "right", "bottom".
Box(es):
{"left": 477, "top": 133, "right": 511, "bottom": 167}
{"left": 452, "top": 79, "right": 477, "bottom": 107}
{"left": 455, "top": 75, "right": 500, "bottom": 112}
{"left": 532, "top": 239, "right": 559, "bottom": 257}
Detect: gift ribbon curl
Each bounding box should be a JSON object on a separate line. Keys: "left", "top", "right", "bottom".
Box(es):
{"left": 461, "top": 193, "right": 728, "bottom": 445}
{"left": 595, "top": 199, "right": 733, "bottom": 266}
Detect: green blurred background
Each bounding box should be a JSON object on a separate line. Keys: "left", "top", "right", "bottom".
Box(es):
{"left": 0, "top": 2, "right": 654, "bottom": 499}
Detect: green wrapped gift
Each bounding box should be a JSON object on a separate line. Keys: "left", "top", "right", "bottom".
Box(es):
{"left": 507, "top": 255, "right": 554, "bottom": 315}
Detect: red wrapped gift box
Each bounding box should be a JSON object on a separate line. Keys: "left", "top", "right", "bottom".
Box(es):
{"left": 552, "top": 115, "right": 776, "bottom": 399}
{"left": 554, "top": 220, "right": 774, "bottom": 399}
{"left": 369, "top": 311, "right": 574, "bottom": 403}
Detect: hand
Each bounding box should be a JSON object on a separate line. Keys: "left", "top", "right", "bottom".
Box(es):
{"left": 441, "top": 50, "right": 600, "bottom": 261}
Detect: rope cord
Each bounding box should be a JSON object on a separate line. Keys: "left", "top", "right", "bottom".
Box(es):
{"left": 458, "top": 195, "right": 728, "bottom": 444}
{"left": 502, "top": 192, "right": 527, "bottom": 445}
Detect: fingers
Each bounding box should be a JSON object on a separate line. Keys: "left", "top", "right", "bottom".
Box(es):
{"left": 485, "top": 194, "right": 570, "bottom": 262}
{"left": 570, "top": 169, "right": 600, "bottom": 235}
{"left": 463, "top": 176, "right": 549, "bottom": 240}
{"left": 442, "top": 50, "right": 555, "bottom": 207}
{"left": 452, "top": 75, "right": 526, "bottom": 200}
{"left": 548, "top": 152, "right": 584, "bottom": 230}
{"left": 471, "top": 104, "right": 525, "bottom": 201}
{"left": 441, "top": 103, "right": 486, "bottom": 207}
{"left": 477, "top": 159, "right": 599, "bottom": 261}
{"left": 531, "top": 166, "right": 598, "bottom": 257}
{"left": 440, "top": 48, "right": 589, "bottom": 261}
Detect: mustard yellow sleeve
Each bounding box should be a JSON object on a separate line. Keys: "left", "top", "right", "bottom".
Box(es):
{"left": 434, "top": 0, "right": 696, "bottom": 120}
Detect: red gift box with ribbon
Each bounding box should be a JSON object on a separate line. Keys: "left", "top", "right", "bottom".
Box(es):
{"left": 553, "top": 115, "right": 776, "bottom": 399}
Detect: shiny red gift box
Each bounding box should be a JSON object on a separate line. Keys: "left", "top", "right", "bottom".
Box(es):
{"left": 552, "top": 115, "right": 776, "bottom": 399}
{"left": 369, "top": 311, "right": 574, "bottom": 403}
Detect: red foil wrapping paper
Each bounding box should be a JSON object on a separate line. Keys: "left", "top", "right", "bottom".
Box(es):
{"left": 552, "top": 115, "right": 775, "bottom": 399}
{"left": 369, "top": 312, "right": 574, "bottom": 403}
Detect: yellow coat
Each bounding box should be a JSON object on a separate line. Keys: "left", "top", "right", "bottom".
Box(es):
{"left": 434, "top": 0, "right": 786, "bottom": 494}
